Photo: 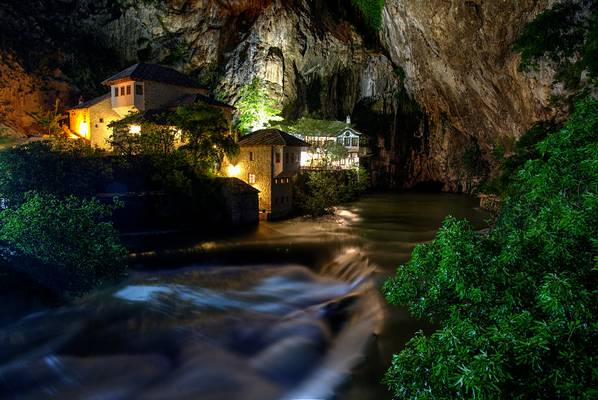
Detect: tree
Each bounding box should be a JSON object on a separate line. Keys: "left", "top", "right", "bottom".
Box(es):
{"left": 235, "top": 77, "right": 282, "bottom": 134}
{"left": 169, "top": 104, "right": 238, "bottom": 173}
{"left": 382, "top": 96, "right": 598, "bottom": 399}
{"left": 108, "top": 105, "right": 238, "bottom": 175}
{"left": 27, "top": 99, "right": 66, "bottom": 137}
{"left": 0, "top": 193, "right": 127, "bottom": 296}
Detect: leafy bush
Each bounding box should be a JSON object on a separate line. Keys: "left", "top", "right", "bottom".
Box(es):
{"left": 482, "top": 120, "right": 560, "bottom": 195}
{"left": 0, "top": 138, "right": 111, "bottom": 207}
{"left": 295, "top": 168, "right": 368, "bottom": 216}
{"left": 235, "top": 77, "right": 282, "bottom": 134}
{"left": 383, "top": 96, "right": 598, "bottom": 398}
{"left": 0, "top": 193, "right": 127, "bottom": 296}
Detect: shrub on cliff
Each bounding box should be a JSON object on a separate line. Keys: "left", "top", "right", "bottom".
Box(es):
{"left": 0, "top": 193, "right": 127, "bottom": 296}
{"left": 383, "top": 96, "right": 598, "bottom": 398}
{"left": 350, "top": 0, "right": 386, "bottom": 32}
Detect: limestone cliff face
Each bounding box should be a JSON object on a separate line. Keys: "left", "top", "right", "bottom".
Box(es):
{"left": 380, "top": 0, "right": 560, "bottom": 190}
{"left": 0, "top": 0, "right": 560, "bottom": 191}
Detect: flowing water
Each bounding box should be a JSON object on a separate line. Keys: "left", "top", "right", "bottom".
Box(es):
{"left": 0, "top": 192, "right": 489, "bottom": 399}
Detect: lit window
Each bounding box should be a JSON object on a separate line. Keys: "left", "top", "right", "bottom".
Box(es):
{"left": 275, "top": 153, "right": 281, "bottom": 163}
{"left": 249, "top": 152, "right": 254, "bottom": 161}
{"left": 114, "top": 87, "right": 119, "bottom": 97}
{"left": 120, "top": 87, "right": 125, "bottom": 96}
{"left": 126, "top": 85, "right": 131, "bottom": 95}
{"left": 135, "top": 84, "right": 143, "bottom": 95}
{"left": 248, "top": 173, "right": 256, "bottom": 184}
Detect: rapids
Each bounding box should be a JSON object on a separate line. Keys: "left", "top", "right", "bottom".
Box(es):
{"left": 0, "top": 192, "right": 489, "bottom": 399}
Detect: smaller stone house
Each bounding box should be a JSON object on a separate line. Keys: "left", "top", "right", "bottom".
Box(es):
{"left": 295, "top": 117, "right": 366, "bottom": 169}
{"left": 224, "top": 129, "right": 310, "bottom": 220}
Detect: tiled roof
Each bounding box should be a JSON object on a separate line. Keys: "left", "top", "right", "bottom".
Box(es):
{"left": 102, "top": 63, "right": 204, "bottom": 88}
{"left": 67, "top": 93, "right": 110, "bottom": 110}
{"left": 238, "top": 129, "right": 311, "bottom": 147}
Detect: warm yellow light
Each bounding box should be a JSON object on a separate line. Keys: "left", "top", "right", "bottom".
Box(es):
{"left": 78, "top": 121, "right": 89, "bottom": 137}
{"left": 129, "top": 125, "right": 142, "bottom": 134}
{"left": 227, "top": 165, "right": 241, "bottom": 177}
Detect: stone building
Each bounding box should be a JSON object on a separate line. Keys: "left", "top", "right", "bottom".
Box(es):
{"left": 67, "top": 63, "right": 233, "bottom": 149}
{"left": 225, "top": 129, "right": 310, "bottom": 220}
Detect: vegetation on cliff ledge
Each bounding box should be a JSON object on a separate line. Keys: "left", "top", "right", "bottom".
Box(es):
{"left": 383, "top": 96, "right": 598, "bottom": 398}
{"left": 350, "top": 0, "right": 386, "bottom": 32}
{"left": 513, "top": 0, "right": 598, "bottom": 89}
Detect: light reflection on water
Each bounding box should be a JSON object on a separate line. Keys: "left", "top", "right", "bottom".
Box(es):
{"left": 0, "top": 192, "right": 488, "bottom": 400}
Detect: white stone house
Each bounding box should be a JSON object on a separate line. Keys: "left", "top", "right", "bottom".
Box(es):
{"left": 294, "top": 117, "right": 366, "bottom": 169}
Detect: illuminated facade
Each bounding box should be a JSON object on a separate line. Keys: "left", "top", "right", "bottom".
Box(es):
{"left": 292, "top": 118, "right": 367, "bottom": 170}
{"left": 224, "top": 129, "right": 310, "bottom": 220}
{"left": 67, "top": 63, "right": 229, "bottom": 149}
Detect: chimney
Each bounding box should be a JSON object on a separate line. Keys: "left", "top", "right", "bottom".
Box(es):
{"left": 346, "top": 115, "right": 351, "bottom": 125}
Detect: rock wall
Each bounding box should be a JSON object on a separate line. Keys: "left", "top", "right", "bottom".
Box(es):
{"left": 0, "top": 0, "right": 563, "bottom": 191}
{"left": 380, "top": 0, "right": 560, "bottom": 190}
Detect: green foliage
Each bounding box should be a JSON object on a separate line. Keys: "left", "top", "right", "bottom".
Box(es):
{"left": 170, "top": 103, "right": 238, "bottom": 171}
{"left": 483, "top": 121, "right": 559, "bottom": 195}
{"left": 513, "top": 1, "right": 598, "bottom": 88}
{"left": 109, "top": 104, "right": 238, "bottom": 175}
{"left": 27, "top": 99, "right": 66, "bottom": 137}
{"left": 383, "top": 96, "right": 598, "bottom": 399}
{"left": 295, "top": 168, "right": 368, "bottom": 216}
{"left": 0, "top": 138, "right": 110, "bottom": 207}
{"left": 0, "top": 193, "right": 127, "bottom": 296}
{"left": 235, "top": 77, "right": 282, "bottom": 134}
{"left": 350, "top": 0, "right": 386, "bottom": 32}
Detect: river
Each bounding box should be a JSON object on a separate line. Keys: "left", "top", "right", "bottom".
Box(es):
{"left": 0, "top": 192, "right": 489, "bottom": 399}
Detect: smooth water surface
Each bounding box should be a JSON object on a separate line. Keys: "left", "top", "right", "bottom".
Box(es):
{"left": 0, "top": 192, "right": 488, "bottom": 399}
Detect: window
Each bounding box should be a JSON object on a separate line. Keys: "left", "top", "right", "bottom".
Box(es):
{"left": 114, "top": 87, "right": 119, "bottom": 97}
{"left": 99, "top": 118, "right": 104, "bottom": 123}
{"left": 248, "top": 173, "right": 256, "bottom": 184}
{"left": 344, "top": 137, "right": 350, "bottom": 146}
{"left": 275, "top": 152, "right": 281, "bottom": 163}
{"left": 126, "top": 85, "right": 131, "bottom": 95}
{"left": 135, "top": 84, "right": 143, "bottom": 95}
{"left": 285, "top": 153, "right": 289, "bottom": 164}
{"left": 120, "top": 87, "right": 125, "bottom": 96}
{"left": 249, "top": 152, "right": 254, "bottom": 161}
{"left": 351, "top": 137, "right": 358, "bottom": 146}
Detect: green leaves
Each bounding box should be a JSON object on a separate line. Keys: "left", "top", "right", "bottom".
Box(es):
{"left": 235, "top": 78, "right": 282, "bottom": 134}
{"left": 0, "top": 193, "right": 127, "bottom": 296}
{"left": 350, "top": 0, "right": 386, "bottom": 32}
{"left": 294, "top": 169, "right": 368, "bottom": 217}
{"left": 383, "top": 97, "right": 598, "bottom": 399}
